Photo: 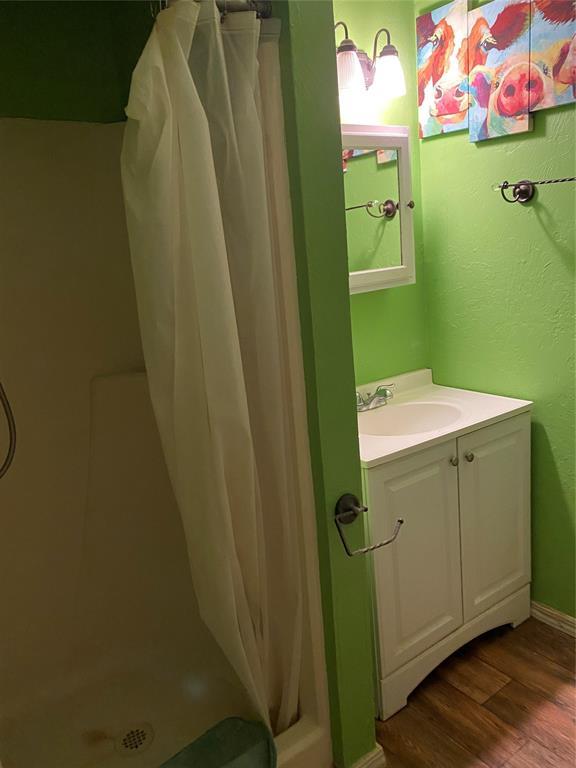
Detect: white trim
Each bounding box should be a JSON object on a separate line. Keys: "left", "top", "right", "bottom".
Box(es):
{"left": 275, "top": 718, "right": 331, "bottom": 768}
{"left": 531, "top": 601, "right": 576, "bottom": 637}
{"left": 350, "top": 745, "right": 387, "bottom": 768}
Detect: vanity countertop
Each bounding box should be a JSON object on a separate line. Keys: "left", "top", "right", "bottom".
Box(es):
{"left": 358, "top": 369, "right": 532, "bottom": 468}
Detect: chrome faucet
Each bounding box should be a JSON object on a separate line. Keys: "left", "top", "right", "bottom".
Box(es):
{"left": 356, "top": 383, "right": 395, "bottom": 412}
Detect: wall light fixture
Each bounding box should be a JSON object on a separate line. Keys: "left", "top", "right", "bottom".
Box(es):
{"left": 335, "top": 21, "right": 406, "bottom": 124}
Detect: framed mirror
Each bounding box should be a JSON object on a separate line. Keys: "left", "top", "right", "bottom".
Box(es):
{"left": 342, "top": 125, "right": 415, "bottom": 293}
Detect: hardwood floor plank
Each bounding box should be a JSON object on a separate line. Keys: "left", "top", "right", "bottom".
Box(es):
{"left": 381, "top": 750, "right": 411, "bottom": 768}
{"left": 470, "top": 633, "right": 576, "bottom": 712}
{"left": 436, "top": 648, "right": 512, "bottom": 704}
{"left": 377, "top": 706, "right": 492, "bottom": 768}
{"left": 484, "top": 681, "right": 576, "bottom": 765}
{"left": 411, "top": 676, "right": 526, "bottom": 768}
{"left": 503, "top": 619, "right": 575, "bottom": 675}
{"left": 502, "top": 739, "right": 573, "bottom": 768}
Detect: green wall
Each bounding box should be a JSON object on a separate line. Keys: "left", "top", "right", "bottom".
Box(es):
{"left": 337, "top": 0, "right": 575, "bottom": 617}
{"left": 276, "top": 4, "right": 381, "bottom": 765}
{"left": 334, "top": 0, "right": 429, "bottom": 386}
{"left": 421, "top": 107, "right": 575, "bottom": 617}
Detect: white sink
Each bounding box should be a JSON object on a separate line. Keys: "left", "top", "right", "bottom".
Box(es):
{"left": 358, "top": 401, "right": 462, "bottom": 436}
{"left": 357, "top": 369, "right": 533, "bottom": 467}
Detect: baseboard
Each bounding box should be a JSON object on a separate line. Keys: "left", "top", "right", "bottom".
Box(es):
{"left": 531, "top": 601, "right": 576, "bottom": 637}
{"left": 351, "top": 745, "right": 386, "bottom": 768}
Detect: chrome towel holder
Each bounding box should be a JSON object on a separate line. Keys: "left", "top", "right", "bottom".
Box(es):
{"left": 335, "top": 493, "right": 403, "bottom": 557}
{"left": 496, "top": 176, "right": 575, "bottom": 204}
{"left": 346, "top": 199, "right": 399, "bottom": 219}
{"left": 345, "top": 198, "right": 415, "bottom": 219}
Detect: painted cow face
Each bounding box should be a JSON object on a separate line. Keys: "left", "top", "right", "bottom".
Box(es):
{"left": 495, "top": 61, "right": 545, "bottom": 115}
{"left": 554, "top": 33, "right": 576, "bottom": 91}
{"left": 470, "top": 54, "right": 542, "bottom": 137}
{"left": 468, "top": 2, "right": 531, "bottom": 71}
{"left": 418, "top": 3, "right": 469, "bottom": 117}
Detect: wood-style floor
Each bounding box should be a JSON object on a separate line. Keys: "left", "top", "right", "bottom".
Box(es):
{"left": 377, "top": 618, "right": 576, "bottom": 768}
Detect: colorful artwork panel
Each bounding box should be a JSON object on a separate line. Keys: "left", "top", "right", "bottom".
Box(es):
{"left": 529, "top": 0, "right": 576, "bottom": 111}
{"left": 342, "top": 148, "right": 397, "bottom": 173}
{"left": 417, "top": 0, "right": 470, "bottom": 138}
{"left": 468, "top": 0, "right": 533, "bottom": 142}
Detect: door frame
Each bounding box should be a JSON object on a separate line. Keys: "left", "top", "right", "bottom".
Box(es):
{"left": 276, "top": 2, "right": 382, "bottom": 767}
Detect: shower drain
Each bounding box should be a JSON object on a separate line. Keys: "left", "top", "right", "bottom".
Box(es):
{"left": 115, "top": 724, "right": 154, "bottom": 756}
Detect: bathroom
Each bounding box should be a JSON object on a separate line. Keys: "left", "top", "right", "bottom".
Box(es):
{"left": 0, "top": 1, "right": 573, "bottom": 767}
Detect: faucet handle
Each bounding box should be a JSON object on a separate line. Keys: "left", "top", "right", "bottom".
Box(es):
{"left": 374, "top": 383, "right": 395, "bottom": 397}
{"left": 356, "top": 391, "right": 364, "bottom": 407}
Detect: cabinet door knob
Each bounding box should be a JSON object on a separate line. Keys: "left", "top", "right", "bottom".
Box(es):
{"left": 465, "top": 451, "right": 475, "bottom": 462}
{"left": 449, "top": 456, "right": 459, "bottom": 466}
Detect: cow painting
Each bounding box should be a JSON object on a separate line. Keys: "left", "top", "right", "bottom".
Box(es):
{"left": 468, "top": 0, "right": 533, "bottom": 141}
{"left": 417, "top": 0, "right": 469, "bottom": 138}
{"left": 529, "top": 0, "right": 576, "bottom": 111}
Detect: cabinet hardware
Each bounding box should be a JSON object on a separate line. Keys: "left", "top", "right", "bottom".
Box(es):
{"left": 334, "top": 493, "right": 404, "bottom": 558}
{"left": 465, "top": 452, "right": 475, "bottom": 462}
{"left": 450, "top": 456, "right": 459, "bottom": 466}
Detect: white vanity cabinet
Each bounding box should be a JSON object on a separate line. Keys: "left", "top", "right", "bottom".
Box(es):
{"left": 368, "top": 441, "right": 462, "bottom": 674}
{"left": 364, "top": 412, "right": 531, "bottom": 720}
{"left": 459, "top": 415, "right": 531, "bottom": 622}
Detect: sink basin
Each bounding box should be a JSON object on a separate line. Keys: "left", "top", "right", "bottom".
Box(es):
{"left": 358, "top": 402, "right": 462, "bottom": 436}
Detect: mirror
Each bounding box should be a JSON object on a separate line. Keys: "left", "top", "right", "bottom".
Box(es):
{"left": 344, "top": 149, "right": 402, "bottom": 271}
{"left": 342, "top": 125, "right": 415, "bottom": 293}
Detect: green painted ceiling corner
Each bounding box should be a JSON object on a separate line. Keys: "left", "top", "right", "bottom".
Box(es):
{"left": 0, "top": 1, "right": 152, "bottom": 122}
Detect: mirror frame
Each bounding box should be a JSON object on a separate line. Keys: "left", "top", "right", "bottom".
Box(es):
{"left": 342, "top": 124, "right": 415, "bottom": 293}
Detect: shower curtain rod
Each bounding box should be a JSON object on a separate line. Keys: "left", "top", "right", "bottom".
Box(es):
{"left": 155, "top": 0, "right": 272, "bottom": 16}
{"left": 211, "top": 0, "right": 272, "bottom": 16}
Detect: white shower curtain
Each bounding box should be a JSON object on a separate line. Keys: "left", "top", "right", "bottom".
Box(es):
{"left": 121, "top": 0, "right": 306, "bottom": 735}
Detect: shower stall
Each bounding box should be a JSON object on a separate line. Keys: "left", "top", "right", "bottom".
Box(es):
{"left": 0, "top": 25, "right": 331, "bottom": 764}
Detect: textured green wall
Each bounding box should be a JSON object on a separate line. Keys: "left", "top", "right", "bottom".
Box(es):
{"left": 334, "top": 0, "right": 429, "bottom": 386}
{"left": 421, "top": 109, "right": 576, "bottom": 617}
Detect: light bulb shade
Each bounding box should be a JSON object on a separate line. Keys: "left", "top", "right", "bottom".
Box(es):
{"left": 338, "top": 88, "right": 379, "bottom": 125}
{"left": 371, "top": 52, "right": 406, "bottom": 100}
{"left": 336, "top": 50, "right": 365, "bottom": 92}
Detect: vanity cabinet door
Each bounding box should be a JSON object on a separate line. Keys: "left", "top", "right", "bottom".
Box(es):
{"left": 459, "top": 413, "right": 531, "bottom": 622}
{"left": 366, "top": 441, "right": 462, "bottom": 675}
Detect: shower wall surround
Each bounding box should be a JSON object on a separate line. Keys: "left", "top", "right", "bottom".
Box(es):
{"left": 0, "top": 120, "right": 251, "bottom": 768}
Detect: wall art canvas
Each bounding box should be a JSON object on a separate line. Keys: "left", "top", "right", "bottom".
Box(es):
{"left": 342, "top": 148, "right": 397, "bottom": 173}
{"left": 468, "top": 0, "right": 533, "bottom": 142}
{"left": 417, "top": 0, "right": 470, "bottom": 138}
{"left": 529, "top": 0, "right": 575, "bottom": 110}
